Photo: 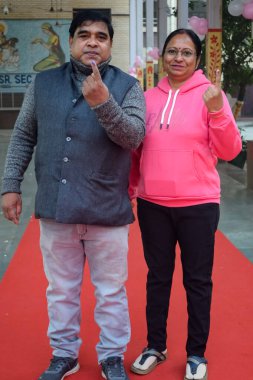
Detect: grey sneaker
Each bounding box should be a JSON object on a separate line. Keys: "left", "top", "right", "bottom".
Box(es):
{"left": 101, "top": 356, "right": 129, "bottom": 380}
{"left": 38, "top": 356, "right": 80, "bottom": 380}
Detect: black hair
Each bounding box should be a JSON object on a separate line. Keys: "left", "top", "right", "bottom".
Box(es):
{"left": 162, "top": 28, "right": 202, "bottom": 60}
{"left": 69, "top": 9, "right": 114, "bottom": 40}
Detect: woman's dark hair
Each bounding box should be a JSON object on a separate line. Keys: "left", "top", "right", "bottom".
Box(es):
{"left": 69, "top": 10, "right": 114, "bottom": 40}
{"left": 161, "top": 28, "right": 202, "bottom": 60}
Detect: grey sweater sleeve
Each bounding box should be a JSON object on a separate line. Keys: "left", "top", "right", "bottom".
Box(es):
{"left": 1, "top": 80, "right": 37, "bottom": 195}
{"left": 91, "top": 81, "right": 146, "bottom": 150}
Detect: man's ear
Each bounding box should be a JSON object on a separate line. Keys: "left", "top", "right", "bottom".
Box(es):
{"left": 69, "top": 36, "right": 73, "bottom": 48}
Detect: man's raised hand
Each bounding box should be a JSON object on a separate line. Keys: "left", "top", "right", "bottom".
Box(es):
{"left": 82, "top": 60, "right": 109, "bottom": 107}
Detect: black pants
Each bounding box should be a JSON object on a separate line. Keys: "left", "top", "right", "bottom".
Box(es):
{"left": 137, "top": 198, "right": 220, "bottom": 357}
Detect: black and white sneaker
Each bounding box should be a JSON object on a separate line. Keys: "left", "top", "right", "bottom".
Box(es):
{"left": 184, "top": 356, "right": 208, "bottom": 380}
{"left": 38, "top": 356, "right": 80, "bottom": 380}
{"left": 101, "top": 356, "right": 129, "bottom": 380}
{"left": 131, "top": 347, "right": 167, "bottom": 374}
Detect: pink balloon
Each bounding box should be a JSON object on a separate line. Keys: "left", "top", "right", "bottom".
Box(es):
{"left": 242, "top": 2, "right": 253, "bottom": 19}
{"left": 128, "top": 67, "right": 136, "bottom": 75}
{"left": 189, "top": 16, "right": 200, "bottom": 29}
{"left": 199, "top": 18, "right": 208, "bottom": 27}
{"left": 195, "top": 18, "right": 208, "bottom": 35}
{"left": 147, "top": 47, "right": 160, "bottom": 60}
{"left": 197, "top": 26, "right": 207, "bottom": 35}
{"left": 134, "top": 55, "right": 144, "bottom": 67}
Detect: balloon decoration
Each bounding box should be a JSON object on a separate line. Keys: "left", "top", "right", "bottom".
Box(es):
{"left": 228, "top": 0, "right": 253, "bottom": 19}
{"left": 134, "top": 55, "right": 144, "bottom": 67}
{"left": 128, "top": 55, "right": 145, "bottom": 85}
{"left": 128, "top": 66, "right": 136, "bottom": 76}
{"left": 188, "top": 16, "right": 208, "bottom": 40}
{"left": 243, "top": 2, "right": 253, "bottom": 18}
{"left": 146, "top": 47, "right": 160, "bottom": 61}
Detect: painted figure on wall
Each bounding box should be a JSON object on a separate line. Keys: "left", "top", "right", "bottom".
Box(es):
{"left": 1, "top": 37, "right": 19, "bottom": 71}
{"left": 0, "top": 22, "right": 20, "bottom": 71}
{"left": 0, "top": 22, "right": 7, "bottom": 47}
{"left": 32, "top": 22, "right": 65, "bottom": 72}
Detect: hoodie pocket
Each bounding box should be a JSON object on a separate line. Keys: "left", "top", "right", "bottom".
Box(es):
{"left": 139, "top": 149, "right": 200, "bottom": 197}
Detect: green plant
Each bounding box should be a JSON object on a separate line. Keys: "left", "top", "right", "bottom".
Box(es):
{"left": 238, "top": 125, "right": 247, "bottom": 152}
{"left": 228, "top": 125, "right": 247, "bottom": 169}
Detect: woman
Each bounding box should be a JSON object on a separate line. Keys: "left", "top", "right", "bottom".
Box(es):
{"left": 129, "top": 29, "right": 242, "bottom": 380}
{"left": 32, "top": 23, "right": 65, "bottom": 72}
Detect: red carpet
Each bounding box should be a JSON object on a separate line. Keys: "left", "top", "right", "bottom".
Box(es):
{"left": 1, "top": 216, "right": 253, "bottom": 380}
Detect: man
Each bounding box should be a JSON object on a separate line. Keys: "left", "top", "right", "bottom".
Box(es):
{"left": 1, "top": 10, "right": 145, "bottom": 380}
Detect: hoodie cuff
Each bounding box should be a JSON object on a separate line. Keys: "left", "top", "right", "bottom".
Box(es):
{"left": 208, "top": 107, "right": 226, "bottom": 119}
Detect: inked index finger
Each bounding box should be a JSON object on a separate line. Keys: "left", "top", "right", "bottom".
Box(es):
{"left": 213, "top": 69, "right": 222, "bottom": 88}
{"left": 91, "top": 60, "right": 101, "bottom": 81}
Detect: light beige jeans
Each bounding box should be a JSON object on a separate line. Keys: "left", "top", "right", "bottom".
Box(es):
{"left": 40, "top": 219, "right": 130, "bottom": 363}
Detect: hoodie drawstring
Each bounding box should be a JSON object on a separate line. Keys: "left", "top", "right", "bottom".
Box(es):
{"left": 160, "top": 90, "right": 172, "bottom": 129}
{"left": 160, "top": 89, "right": 180, "bottom": 129}
{"left": 166, "top": 89, "right": 179, "bottom": 128}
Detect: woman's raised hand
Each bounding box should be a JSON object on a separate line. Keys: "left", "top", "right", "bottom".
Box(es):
{"left": 203, "top": 69, "right": 223, "bottom": 113}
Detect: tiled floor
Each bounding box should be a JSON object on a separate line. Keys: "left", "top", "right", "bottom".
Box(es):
{"left": 1, "top": 125, "right": 253, "bottom": 280}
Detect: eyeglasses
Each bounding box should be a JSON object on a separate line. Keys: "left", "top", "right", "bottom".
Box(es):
{"left": 165, "top": 48, "right": 196, "bottom": 58}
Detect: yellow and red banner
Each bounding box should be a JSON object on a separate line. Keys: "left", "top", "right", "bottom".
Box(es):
{"left": 146, "top": 61, "right": 154, "bottom": 89}
{"left": 206, "top": 29, "right": 222, "bottom": 83}
{"left": 136, "top": 66, "right": 144, "bottom": 89}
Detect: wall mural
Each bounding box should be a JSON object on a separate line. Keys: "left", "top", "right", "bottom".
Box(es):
{"left": 0, "top": 19, "right": 70, "bottom": 92}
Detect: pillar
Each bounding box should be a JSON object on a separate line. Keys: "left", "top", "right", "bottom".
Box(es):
{"left": 157, "top": 0, "right": 168, "bottom": 53}
{"left": 129, "top": 0, "right": 137, "bottom": 67}
{"left": 206, "top": 0, "right": 222, "bottom": 83}
{"left": 136, "top": 0, "right": 144, "bottom": 59}
{"left": 146, "top": 0, "right": 154, "bottom": 49}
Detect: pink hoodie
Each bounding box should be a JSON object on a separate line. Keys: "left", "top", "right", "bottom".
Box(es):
{"left": 129, "top": 70, "right": 242, "bottom": 207}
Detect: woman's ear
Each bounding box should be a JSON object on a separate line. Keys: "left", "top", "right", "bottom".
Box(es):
{"left": 196, "top": 57, "right": 201, "bottom": 69}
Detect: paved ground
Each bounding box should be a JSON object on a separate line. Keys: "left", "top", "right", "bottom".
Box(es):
{"left": 1, "top": 122, "right": 253, "bottom": 280}
{"left": 0, "top": 129, "right": 36, "bottom": 279}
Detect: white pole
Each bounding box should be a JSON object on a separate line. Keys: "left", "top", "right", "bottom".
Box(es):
{"left": 170, "top": 0, "right": 178, "bottom": 32}
{"left": 206, "top": 0, "right": 222, "bottom": 82}
{"left": 136, "top": 0, "right": 144, "bottom": 59}
{"left": 129, "top": 0, "right": 137, "bottom": 67}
